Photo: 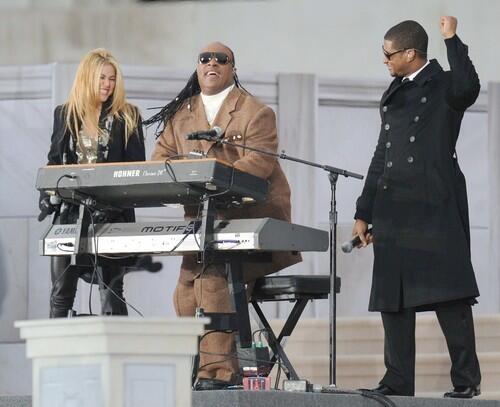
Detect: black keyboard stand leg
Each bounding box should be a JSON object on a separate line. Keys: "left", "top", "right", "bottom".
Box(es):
{"left": 226, "top": 258, "right": 252, "bottom": 348}
{"left": 251, "top": 300, "right": 300, "bottom": 380}
{"left": 199, "top": 196, "right": 215, "bottom": 264}
{"left": 71, "top": 204, "right": 91, "bottom": 266}
{"left": 191, "top": 337, "right": 201, "bottom": 387}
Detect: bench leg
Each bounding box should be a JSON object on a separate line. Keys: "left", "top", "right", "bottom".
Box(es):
{"left": 251, "top": 300, "right": 301, "bottom": 380}
{"left": 276, "top": 299, "right": 309, "bottom": 343}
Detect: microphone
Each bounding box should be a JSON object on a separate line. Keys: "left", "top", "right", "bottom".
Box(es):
{"left": 188, "top": 150, "right": 207, "bottom": 159}
{"left": 341, "top": 228, "right": 373, "bottom": 253}
{"left": 185, "top": 126, "right": 223, "bottom": 141}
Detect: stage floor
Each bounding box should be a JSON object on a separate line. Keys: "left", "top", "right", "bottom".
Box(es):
{"left": 192, "top": 390, "right": 500, "bottom": 407}
{"left": 0, "top": 392, "right": 498, "bottom": 406}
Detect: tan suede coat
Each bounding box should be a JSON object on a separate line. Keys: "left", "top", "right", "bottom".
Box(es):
{"left": 151, "top": 87, "right": 301, "bottom": 280}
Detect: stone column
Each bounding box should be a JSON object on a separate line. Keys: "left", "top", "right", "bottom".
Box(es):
{"left": 16, "top": 317, "right": 206, "bottom": 407}
{"left": 277, "top": 74, "right": 320, "bottom": 317}
{"left": 488, "top": 82, "right": 500, "bottom": 311}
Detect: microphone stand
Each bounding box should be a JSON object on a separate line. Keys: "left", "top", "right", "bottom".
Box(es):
{"left": 212, "top": 137, "right": 363, "bottom": 386}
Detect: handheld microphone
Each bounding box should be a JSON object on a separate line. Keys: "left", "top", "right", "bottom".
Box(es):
{"left": 185, "top": 126, "right": 223, "bottom": 141}
{"left": 341, "top": 228, "right": 373, "bottom": 253}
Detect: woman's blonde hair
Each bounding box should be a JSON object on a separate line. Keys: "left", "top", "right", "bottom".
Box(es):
{"left": 65, "top": 48, "right": 139, "bottom": 142}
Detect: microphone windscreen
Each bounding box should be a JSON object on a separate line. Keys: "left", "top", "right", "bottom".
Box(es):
{"left": 213, "top": 126, "right": 223, "bottom": 137}
{"left": 341, "top": 241, "right": 354, "bottom": 253}
{"left": 341, "top": 228, "right": 372, "bottom": 254}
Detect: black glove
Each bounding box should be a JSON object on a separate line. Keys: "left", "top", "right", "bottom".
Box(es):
{"left": 38, "top": 196, "right": 55, "bottom": 222}
{"left": 135, "top": 255, "right": 163, "bottom": 273}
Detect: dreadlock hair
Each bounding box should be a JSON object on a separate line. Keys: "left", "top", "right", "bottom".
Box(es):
{"left": 143, "top": 47, "right": 251, "bottom": 138}
{"left": 142, "top": 70, "right": 200, "bottom": 138}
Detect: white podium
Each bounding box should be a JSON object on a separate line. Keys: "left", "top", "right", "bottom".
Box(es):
{"left": 15, "top": 317, "right": 207, "bottom": 407}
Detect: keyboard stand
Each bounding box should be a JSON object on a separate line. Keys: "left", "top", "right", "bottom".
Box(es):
{"left": 71, "top": 204, "right": 92, "bottom": 266}
{"left": 193, "top": 252, "right": 272, "bottom": 384}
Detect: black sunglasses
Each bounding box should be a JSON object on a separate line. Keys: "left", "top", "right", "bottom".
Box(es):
{"left": 198, "top": 52, "right": 232, "bottom": 65}
{"left": 382, "top": 46, "right": 427, "bottom": 60}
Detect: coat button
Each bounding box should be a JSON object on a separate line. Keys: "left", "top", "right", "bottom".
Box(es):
{"left": 414, "top": 116, "right": 420, "bottom": 122}
{"left": 384, "top": 123, "right": 390, "bottom": 130}
{"left": 386, "top": 141, "right": 391, "bottom": 148}
{"left": 387, "top": 161, "right": 393, "bottom": 168}
{"left": 382, "top": 106, "right": 388, "bottom": 112}
{"left": 407, "top": 156, "right": 414, "bottom": 163}
{"left": 409, "top": 136, "right": 415, "bottom": 143}
{"left": 421, "top": 96, "right": 427, "bottom": 103}
{"left": 383, "top": 185, "right": 388, "bottom": 190}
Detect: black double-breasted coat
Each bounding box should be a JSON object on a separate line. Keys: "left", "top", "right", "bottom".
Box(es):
{"left": 355, "top": 35, "right": 480, "bottom": 312}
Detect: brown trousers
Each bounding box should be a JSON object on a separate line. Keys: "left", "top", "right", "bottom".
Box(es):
{"left": 174, "top": 255, "right": 239, "bottom": 383}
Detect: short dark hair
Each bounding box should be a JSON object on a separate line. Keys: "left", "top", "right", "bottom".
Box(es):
{"left": 384, "top": 20, "right": 428, "bottom": 55}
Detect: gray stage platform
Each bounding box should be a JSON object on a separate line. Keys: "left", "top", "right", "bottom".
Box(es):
{"left": 2, "top": 392, "right": 498, "bottom": 406}
{"left": 192, "top": 391, "right": 500, "bottom": 407}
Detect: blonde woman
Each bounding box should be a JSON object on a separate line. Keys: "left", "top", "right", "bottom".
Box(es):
{"left": 40, "top": 48, "right": 145, "bottom": 317}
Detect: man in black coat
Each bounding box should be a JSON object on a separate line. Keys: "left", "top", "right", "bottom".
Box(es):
{"left": 352, "top": 16, "right": 481, "bottom": 398}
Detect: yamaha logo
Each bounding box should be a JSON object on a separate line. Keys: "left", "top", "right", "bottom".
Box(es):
{"left": 54, "top": 227, "right": 77, "bottom": 235}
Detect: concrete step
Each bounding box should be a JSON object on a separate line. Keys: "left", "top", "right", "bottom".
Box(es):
{"left": 255, "top": 315, "right": 500, "bottom": 396}
{"left": 264, "top": 314, "right": 500, "bottom": 356}
{"left": 281, "top": 352, "right": 500, "bottom": 394}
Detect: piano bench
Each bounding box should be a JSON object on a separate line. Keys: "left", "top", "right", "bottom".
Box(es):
{"left": 250, "top": 275, "right": 339, "bottom": 381}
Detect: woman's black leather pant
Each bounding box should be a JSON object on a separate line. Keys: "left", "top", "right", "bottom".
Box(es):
{"left": 50, "top": 256, "right": 128, "bottom": 318}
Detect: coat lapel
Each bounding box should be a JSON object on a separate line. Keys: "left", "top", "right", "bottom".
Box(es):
{"left": 189, "top": 86, "right": 242, "bottom": 152}
{"left": 212, "top": 86, "right": 241, "bottom": 131}
{"left": 380, "top": 77, "right": 405, "bottom": 106}
{"left": 188, "top": 95, "right": 211, "bottom": 131}
{"left": 189, "top": 86, "right": 242, "bottom": 132}
{"left": 380, "top": 59, "right": 443, "bottom": 106}
{"left": 413, "top": 59, "right": 443, "bottom": 86}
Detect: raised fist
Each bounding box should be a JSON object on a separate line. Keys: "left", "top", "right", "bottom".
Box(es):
{"left": 440, "top": 16, "right": 457, "bottom": 39}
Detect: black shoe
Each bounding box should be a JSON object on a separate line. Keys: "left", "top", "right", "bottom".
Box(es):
{"left": 444, "top": 386, "right": 480, "bottom": 398}
{"left": 370, "top": 384, "right": 401, "bottom": 396}
{"left": 194, "top": 378, "right": 232, "bottom": 391}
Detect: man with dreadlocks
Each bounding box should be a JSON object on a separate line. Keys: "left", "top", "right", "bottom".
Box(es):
{"left": 148, "top": 42, "right": 301, "bottom": 391}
